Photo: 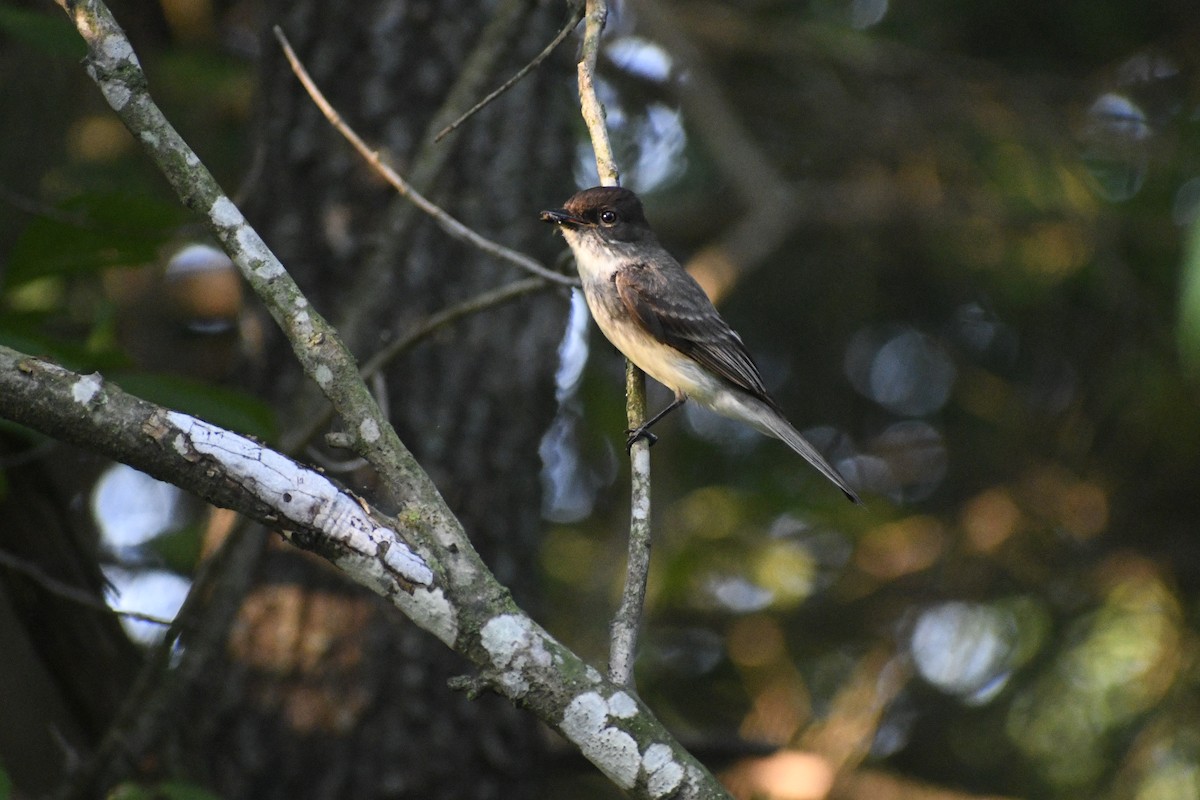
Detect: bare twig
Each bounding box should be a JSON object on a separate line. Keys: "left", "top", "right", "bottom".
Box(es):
{"left": 573, "top": 0, "right": 652, "bottom": 688}
{"left": 0, "top": 549, "right": 173, "bottom": 627}
{"left": 360, "top": 277, "right": 553, "bottom": 379}
{"left": 434, "top": 2, "right": 586, "bottom": 142}
{"left": 281, "top": 277, "right": 554, "bottom": 454}
{"left": 273, "top": 26, "right": 577, "bottom": 288}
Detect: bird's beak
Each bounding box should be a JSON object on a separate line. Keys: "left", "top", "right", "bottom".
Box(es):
{"left": 540, "top": 208, "right": 585, "bottom": 228}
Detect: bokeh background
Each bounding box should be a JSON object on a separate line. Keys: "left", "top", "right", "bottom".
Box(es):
{"left": 2, "top": 0, "right": 1200, "bottom": 798}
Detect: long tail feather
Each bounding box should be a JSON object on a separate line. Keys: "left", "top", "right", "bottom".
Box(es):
{"left": 740, "top": 398, "right": 862, "bottom": 505}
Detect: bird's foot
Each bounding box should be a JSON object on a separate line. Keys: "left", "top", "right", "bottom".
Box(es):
{"left": 625, "top": 426, "right": 658, "bottom": 452}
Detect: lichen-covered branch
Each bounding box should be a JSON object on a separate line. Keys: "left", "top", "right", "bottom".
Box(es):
{"left": 0, "top": 347, "right": 451, "bottom": 641}
{"left": 0, "top": 343, "right": 725, "bottom": 798}
{"left": 57, "top": 0, "right": 425, "bottom": 499}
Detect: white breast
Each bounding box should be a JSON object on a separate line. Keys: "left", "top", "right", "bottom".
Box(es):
{"left": 580, "top": 283, "right": 722, "bottom": 404}
{"left": 562, "top": 227, "right": 729, "bottom": 404}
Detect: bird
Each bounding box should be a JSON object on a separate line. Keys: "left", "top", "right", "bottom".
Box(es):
{"left": 541, "top": 186, "right": 860, "bottom": 504}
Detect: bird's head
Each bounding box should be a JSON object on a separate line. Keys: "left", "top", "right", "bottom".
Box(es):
{"left": 540, "top": 186, "right": 653, "bottom": 244}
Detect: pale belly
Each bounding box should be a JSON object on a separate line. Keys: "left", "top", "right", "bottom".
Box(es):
{"left": 583, "top": 290, "right": 721, "bottom": 404}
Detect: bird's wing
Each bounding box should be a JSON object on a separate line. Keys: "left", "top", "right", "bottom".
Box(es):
{"left": 613, "top": 263, "right": 773, "bottom": 402}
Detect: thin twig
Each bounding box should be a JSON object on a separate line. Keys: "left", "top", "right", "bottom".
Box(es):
{"left": 273, "top": 26, "right": 577, "bottom": 288}
{"left": 360, "top": 277, "right": 551, "bottom": 379}
{"left": 56, "top": 519, "right": 266, "bottom": 800}
{"left": 577, "top": 0, "right": 620, "bottom": 187}
{"left": 0, "top": 549, "right": 174, "bottom": 627}
{"left": 281, "top": 277, "right": 553, "bottom": 455}
{"left": 573, "top": 0, "right": 651, "bottom": 688}
{"left": 434, "top": 1, "right": 586, "bottom": 142}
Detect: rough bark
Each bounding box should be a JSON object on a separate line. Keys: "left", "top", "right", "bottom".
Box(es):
{"left": 164, "top": 1, "right": 575, "bottom": 798}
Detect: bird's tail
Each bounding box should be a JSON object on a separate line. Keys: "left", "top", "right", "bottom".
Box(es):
{"left": 743, "top": 398, "right": 862, "bottom": 505}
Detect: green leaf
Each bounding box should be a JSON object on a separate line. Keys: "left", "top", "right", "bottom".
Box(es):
{"left": 0, "top": 761, "right": 11, "bottom": 800}
{"left": 112, "top": 372, "right": 277, "bottom": 443}
{"left": 0, "top": 7, "right": 86, "bottom": 59}
{"left": 107, "top": 782, "right": 223, "bottom": 800}
{"left": 6, "top": 193, "right": 190, "bottom": 288}
{"left": 157, "top": 781, "right": 224, "bottom": 800}
{"left": 147, "top": 523, "right": 205, "bottom": 575}
{"left": 0, "top": 323, "right": 132, "bottom": 374}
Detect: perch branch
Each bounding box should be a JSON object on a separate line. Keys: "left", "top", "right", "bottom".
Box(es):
{"left": 572, "top": 0, "right": 653, "bottom": 689}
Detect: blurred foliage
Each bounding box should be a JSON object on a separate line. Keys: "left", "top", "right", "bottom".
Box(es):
{"left": 112, "top": 373, "right": 275, "bottom": 442}
{"left": 0, "top": 5, "right": 85, "bottom": 58}
{"left": 540, "top": 1, "right": 1200, "bottom": 799}
{"left": 108, "top": 781, "right": 223, "bottom": 800}
{"left": 6, "top": 193, "right": 191, "bottom": 287}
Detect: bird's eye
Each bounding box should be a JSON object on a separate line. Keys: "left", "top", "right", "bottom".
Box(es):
{"left": 599, "top": 210, "right": 617, "bottom": 225}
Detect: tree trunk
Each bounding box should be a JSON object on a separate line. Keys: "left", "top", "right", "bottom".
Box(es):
{"left": 166, "top": 1, "right": 575, "bottom": 797}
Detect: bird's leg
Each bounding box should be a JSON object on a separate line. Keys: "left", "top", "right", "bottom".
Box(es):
{"left": 625, "top": 394, "right": 687, "bottom": 451}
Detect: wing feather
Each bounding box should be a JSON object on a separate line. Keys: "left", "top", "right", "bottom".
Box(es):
{"left": 613, "top": 263, "right": 773, "bottom": 403}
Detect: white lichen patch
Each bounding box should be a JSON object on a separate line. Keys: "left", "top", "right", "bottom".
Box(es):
{"left": 561, "top": 692, "right": 640, "bottom": 789}
{"left": 394, "top": 585, "right": 456, "bottom": 646}
{"left": 632, "top": 441, "right": 651, "bottom": 474}
{"left": 72, "top": 373, "right": 103, "bottom": 406}
{"left": 101, "top": 34, "right": 136, "bottom": 65}
{"left": 380, "top": 534, "right": 424, "bottom": 576}
{"left": 99, "top": 81, "right": 131, "bottom": 111}
{"left": 642, "top": 743, "right": 685, "bottom": 798}
{"left": 163, "top": 410, "right": 435, "bottom": 587}
{"left": 314, "top": 365, "right": 333, "bottom": 387}
{"left": 607, "top": 691, "right": 638, "bottom": 719}
{"left": 359, "top": 418, "right": 380, "bottom": 443}
{"left": 235, "top": 227, "right": 283, "bottom": 280}
{"left": 480, "top": 614, "right": 552, "bottom": 698}
{"left": 139, "top": 130, "right": 159, "bottom": 149}
{"left": 210, "top": 195, "right": 243, "bottom": 228}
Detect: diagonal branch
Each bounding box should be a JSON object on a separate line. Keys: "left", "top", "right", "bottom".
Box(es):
{"left": 0, "top": 342, "right": 725, "bottom": 799}
{"left": 274, "top": 27, "right": 577, "bottom": 289}
{"left": 573, "top": 0, "right": 655, "bottom": 691}
{"left": 52, "top": 0, "right": 427, "bottom": 509}
{"left": 434, "top": 1, "right": 586, "bottom": 142}
{"left": 282, "top": 277, "right": 556, "bottom": 454}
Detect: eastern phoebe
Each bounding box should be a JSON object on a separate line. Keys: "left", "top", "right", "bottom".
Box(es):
{"left": 541, "top": 186, "right": 860, "bottom": 504}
